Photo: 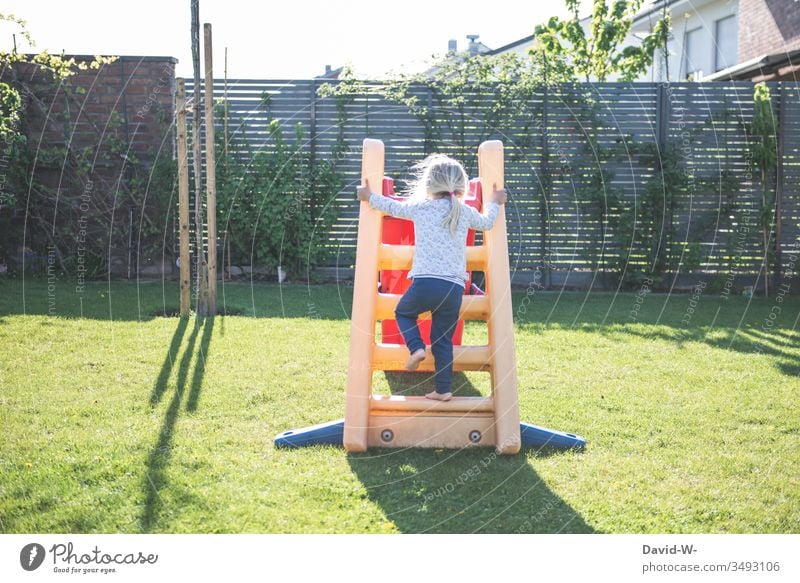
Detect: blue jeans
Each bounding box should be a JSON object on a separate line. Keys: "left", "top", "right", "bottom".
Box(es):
{"left": 394, "top": 277, "right": 464, "bottom": 394}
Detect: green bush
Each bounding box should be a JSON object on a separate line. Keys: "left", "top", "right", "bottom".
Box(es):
{"left": 216, "top": 118, "right": 340, "bottom": 277}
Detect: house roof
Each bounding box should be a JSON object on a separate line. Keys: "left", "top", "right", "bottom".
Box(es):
{"left": 702, "top": 47, "right": 800, "bottom": 81}
{"left": 421, "top": 41, "right": 493, "bottom": 76}
{"left": 315, "top": 65, "right": 344, "bottom": 79}
{"left": 632, "top": 0, "right": 683, "bottom": 24}
{"left": 485, "top": 34, "right": 534, "bottom": 56}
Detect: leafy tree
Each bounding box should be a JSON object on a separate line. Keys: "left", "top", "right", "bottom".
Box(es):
{"left": 318, "top": 54, "right": 545, "bottom": 166}
{"left": 530, "top": 0, "right": 670, "bottom": 82}
{"left": 746, "top": 82, "right": 779, "bottom": 297}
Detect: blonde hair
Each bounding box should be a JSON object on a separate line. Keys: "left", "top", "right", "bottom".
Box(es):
{"left": 402, "top": 153, "right": 468, "bottom": 236}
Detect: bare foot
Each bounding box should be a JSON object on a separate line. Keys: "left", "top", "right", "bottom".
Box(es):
{"left": 405, "top": 349, "right": 426, "bottom": 371}
{"left": 425, "top": 390, "right": 452, "bottom": 401}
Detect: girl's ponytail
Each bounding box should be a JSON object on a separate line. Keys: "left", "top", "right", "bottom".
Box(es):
{"left": 443, "top": 192, "right": 462, "bottom": 236}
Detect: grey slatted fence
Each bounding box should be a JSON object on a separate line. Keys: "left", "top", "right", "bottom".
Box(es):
{"left": 185, "top": 78, "right": 800, "bottom": 288}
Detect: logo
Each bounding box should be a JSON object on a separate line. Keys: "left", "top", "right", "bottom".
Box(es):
{"left": 20, "top": 543, "right": 46, "bottom": 571}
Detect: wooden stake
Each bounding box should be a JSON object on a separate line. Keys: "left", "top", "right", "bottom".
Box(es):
{"left": 190, "top": 0, "right": 208, "bottom": 315}
{"left": 176, "top": 79, "right": 191, "bottom": 317}
{"left": 223, "top": 46, "right": 228, "bottom": 159}
{"left": 204, "top": 22, "right": 218, "bottom": 315}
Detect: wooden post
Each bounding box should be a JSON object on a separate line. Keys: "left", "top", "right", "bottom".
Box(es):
{"left": 343, "top": 138, "right": 384, "bottom": 453}
{"left": 227, "top": 237, "right": 231, "bottom": 281}
{"left": 176, "top": 79, "right": 191, "bottom": 317}
{"left": 223, "top": 46, "right": 228, "bottom": 159}
{"left": 775, "top": 84, "right": 785, "bottom": 286}
{"left": 540, "top": 83, "right": 551, "bottom": 290}
{"left": 479, "top": 141, "right": 521, "bottom": 454}
{"left": 204, "top": 22, "right": 218, "bottom": 315}
{"left": 190, "top": 0, "right": 208, "bottom": 315}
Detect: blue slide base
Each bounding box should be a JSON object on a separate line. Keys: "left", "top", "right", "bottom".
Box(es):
{"left": 274, "top": 419, "right": 344, "bottom": 448}
{"left": 275, "top": 419, "right": 585, "bottom": 451}
{"left": 520, "top": 421, "right": 586, "bottom": 451}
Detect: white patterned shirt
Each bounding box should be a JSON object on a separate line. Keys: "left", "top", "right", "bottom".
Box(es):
{"left": 369, "top": 194, "right": 500, "bottom": 287}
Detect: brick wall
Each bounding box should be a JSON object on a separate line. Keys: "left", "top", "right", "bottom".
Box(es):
{"left": 2, "top": 55, "right": 177, "bottom": 275}
{"left": 10, "top": 55, "right": 176, "bottom": 172}
{"left": 739, "top": 0, "right": 800, "bottom": 80}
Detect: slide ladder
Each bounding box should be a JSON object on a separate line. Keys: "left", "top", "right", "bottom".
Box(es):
{"left": 274, "top": 139, "right": 585, "bottom": 453}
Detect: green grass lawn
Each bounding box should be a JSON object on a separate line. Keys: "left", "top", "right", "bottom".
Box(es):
{"left": 1, "top": 276, "right": 798, "bottom": 533}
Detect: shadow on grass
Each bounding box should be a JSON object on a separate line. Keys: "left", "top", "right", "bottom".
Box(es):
{"left": 525, "top": 319, "right": 800, "bottom": 378}
{"left": 348, "top": 448, "right": 594, "bottom": 533}
{"left": 0, "top": 279, "right": 352, "bottom": 322}
{"left": 354, "top": 368, "right": 589, "bottom": 532}
{"left": 140, "top": 316, "right": 214, "bottom": 532}
{"left": 384, "top": 371, "right": 484, "bottom": 397}
{"left": 149, "top": 317, "right": 190, "bottom": 406}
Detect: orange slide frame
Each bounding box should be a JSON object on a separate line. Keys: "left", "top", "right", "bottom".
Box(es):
{"left": 274, "top": 140, "right": 585, "bottom": 454}
{"left": 343, "top": 139, "right": 520, "bottom": 454}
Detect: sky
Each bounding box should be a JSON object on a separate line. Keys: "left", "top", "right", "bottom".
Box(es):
{"left": 0, "top": 0, "right": 592, "bottom": 79}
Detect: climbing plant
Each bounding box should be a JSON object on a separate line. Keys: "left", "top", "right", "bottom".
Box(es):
{"left": 558, "top": 89, "right": 627, "bottom": 283}
{"left": 215, "top": 101, "right": 341, "bottom": 279}
{"left": 609, "top": 140, "right": 689, "bottom": 288}
{"left": 318, "top": 54, "right": 545, "bottom": 169}
{"left": 0, "top": 12, "right": 149, "bottom": 276}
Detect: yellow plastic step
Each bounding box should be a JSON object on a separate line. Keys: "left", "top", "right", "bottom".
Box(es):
{"left": 370, "top": 394, "right": 494, "bottom": 414}
{"left": 374, "top": 293, "right": 490, "bottom": 321}
{"left": 371, "top": 343, "right": 491, "bottom": 372}
{"left": 377, "top": 244, "right": 488, "bottom": 271}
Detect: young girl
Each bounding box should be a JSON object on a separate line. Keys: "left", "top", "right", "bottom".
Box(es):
{"left": 356, "top": 153, "right": 507, "bottom": 401}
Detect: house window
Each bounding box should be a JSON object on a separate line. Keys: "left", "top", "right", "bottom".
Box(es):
{"left": 714, "top": 15, "right": 737, "bottom": 72}
{"left": 682, "top": 27, "right": 703, "bottom": 80}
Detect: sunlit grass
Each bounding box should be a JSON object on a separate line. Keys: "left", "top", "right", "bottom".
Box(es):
{"left": 1, "top": 278, "right": 798, "bottom": 533}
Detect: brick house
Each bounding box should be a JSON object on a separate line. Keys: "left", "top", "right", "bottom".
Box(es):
{"left": 706, "top": 0, "right": 800, "bottom": 81}
{"left": 444, "top": 0, "right": 800, "bottom": 82}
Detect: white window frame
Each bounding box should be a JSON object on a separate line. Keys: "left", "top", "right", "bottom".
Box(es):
{"left": 714, "top": 15, "right": 737, "bottom": 73}
{"left": 682, "top": 26, "right": 703, "bottom": 81}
